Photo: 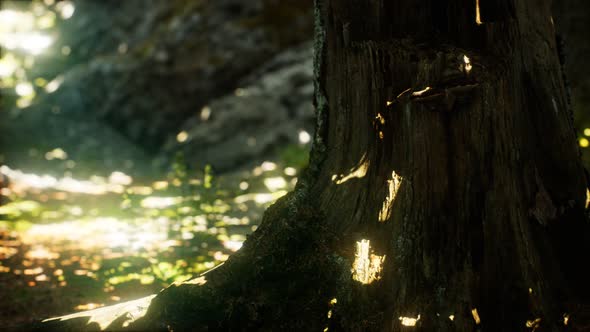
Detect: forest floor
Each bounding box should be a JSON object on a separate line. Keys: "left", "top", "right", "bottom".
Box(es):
{"left": 0, "top": 160, "right": 299, "bottom": 328}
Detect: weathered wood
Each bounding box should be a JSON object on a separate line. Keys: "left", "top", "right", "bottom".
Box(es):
{"left": 310, "top": 0, "right": 589, "bottom": 330}
{"left": 36, "top": 0, "right": 590, "bottom": 331}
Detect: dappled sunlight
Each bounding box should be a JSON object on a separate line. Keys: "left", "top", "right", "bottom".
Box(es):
{"left": 475, "top": 0, "right": 482, "bottom": 25}
{"left": 234, "top": 191, "right": 288, "bottom": 204}
{"left": 176, "top": 131, "right": 189, "bottom": 143}
{"left": 26, "top": 245, "right": 60, "bottom": 260}
{"left": 331, "top": 153, "right": 369, "bottom": 184}
{"left": 526, "top": 318, "right": 542, "bottom": 330}
{"left": 21, "top": 217, "right": 171, "bottom": 251}
{"left": 56, "top": 1, "right": 75, "bottom": 20}
{"left": 140, "top": 196, "right": 182, "bottom": 209}
{"left": 0, "top": 53, "right": 18, "bottom": 77}
{"left": 0, "top": 9, "right": 53, "bottom": 55}
{"left": 222, "top": 239, "right": 244, "bottom": 252}
{"left": 351, "top": 239, "right": 385, "bottom": 284}
{"left": 399, "top": 314, "right": 420, "bottom": 327}
{"left": 184, "top": 275, "right": 207, "bottom": 286}
{"left": 463, "top": 55, "right": 473, "bottom": 74}
{"left": 264, "top": 176, "right": 287, "bottom": 191}
{"left": 0, "top": 1, "right": 72, "bottom": 118}
{"left": 0, "top": 0, "right": 312, "bottom": 324}
{"left": 411, "top": 87, "right": 432, "bottom": 97}
{"left": 472, "top": 308, "right": 481, "bottom": 325}
{"left": 0, "top": 166, "right": 130, "bottom": 195}
{"left": 0, "top": 157, "right": 299, "bottom": 322}
{"left": 44, "top": 294, "right": 156, "bottom": 330}
{"left": 45, "top": 75, "right": 63, "bottom": 93}
{"left": 379, "top": 171, "right": 402, "bottom": 223}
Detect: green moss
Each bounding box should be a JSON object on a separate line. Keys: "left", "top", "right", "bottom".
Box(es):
{"left": 131, "top": 189, "right": 349, "bottom": 330}
{"left": 306, "top": 0, "right": 329, "bottom": 178}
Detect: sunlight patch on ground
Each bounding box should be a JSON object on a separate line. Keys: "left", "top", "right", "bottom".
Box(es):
{"left": 263, "top": 176, "right": 287, "bottom": 191}
{"left": 109, "top": 172, "right": 133, "bottom": 186}
{"left": 183, "top": 275, "right": 207, "bottom": 285}
{"left": 234, "top": 191, "right": 288, "bottom": 204}
{"left": 252, "top": 161, "right": 278, "bottom": 176}
{"left": 351, "top": 239, "right": 385, "bottom": 284}
{"left": 0, "top": 157, "right": 298, "bottom": 324}
{"left": 22, "top": 217, "right": 171, "bottom": 251}
{"left": 45, "top": 148, "right": 68, "bottom": 160}
{"left": 222, "top": 239, "right": 243, "bottom": 252}
{"left": 140, "top": 196, "right": 182, "bottom": 209}
{"left": 0, "top": 166, "right": 131, "bottom": 195}
{"left": 44, "top": 294, "right": 156, "bottom": 330}
{"left": 26, "top": 245, "right": 60, "bottom": 260}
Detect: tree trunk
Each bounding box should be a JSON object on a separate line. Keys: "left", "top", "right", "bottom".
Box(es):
{"left": 37, "top": 0, "right": 590, "bottom": 331}
{"left": 553, "top": 0, "right": 590, "bottom": 167}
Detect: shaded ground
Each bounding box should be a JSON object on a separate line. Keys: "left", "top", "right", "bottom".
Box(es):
{"left": 0, "top": 159, "right": 300, "bottom": 328}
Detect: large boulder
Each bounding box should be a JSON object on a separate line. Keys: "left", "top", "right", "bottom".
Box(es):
{"left": 159, "top": 43, "right": 315, "bottom": 172}
{"left": 0, "top": 0, "right": 314, "bottom": 175}
{"left": 27, "top": 0, "right": 314, "bottom": 148}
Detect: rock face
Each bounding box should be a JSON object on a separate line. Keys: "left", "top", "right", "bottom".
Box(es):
{"left": 41, "top": 0, "right": 314, "bottom": 148}
{"left": 1, "top": 0, "right": 314, "bottom": 175}
{"left": 159, "top": 43, "right": 315, "bottom": 172}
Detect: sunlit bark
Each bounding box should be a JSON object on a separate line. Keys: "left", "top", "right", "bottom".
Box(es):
{"left": 36, "top": 0, "right": 590, "bottom": 331}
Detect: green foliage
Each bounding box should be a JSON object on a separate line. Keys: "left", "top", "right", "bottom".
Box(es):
{"left": 150, "top": 261, "right": 192, "bottom": 285}
{"left": 279, "top": 144, "right": 310, "bottom": 170}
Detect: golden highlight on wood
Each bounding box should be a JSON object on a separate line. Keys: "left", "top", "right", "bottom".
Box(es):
{"left": 475, "top": 0, "right": 483, "bottom": 25}
{"left": 379, "top": 171, "right": 402, "bottom": 222}
{"left": 351, "top": 239, "right": 385, "bottom": 284}
{"left": 399, "top": 315, "right": 421, "bottom": 327}
{"left": 331, "top": 154, "right": 369, "bottom": 184}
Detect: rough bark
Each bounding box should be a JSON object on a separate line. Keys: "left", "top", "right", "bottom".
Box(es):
{"left": 35, "top": 0, "right": 590, "bottom": 331}
{"left": 552, "top": 0, "right": 590, "bottom": 167}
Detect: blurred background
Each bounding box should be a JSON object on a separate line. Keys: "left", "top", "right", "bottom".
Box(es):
{"left": 0, "top": 0, "right": 587, "bottom": 327}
